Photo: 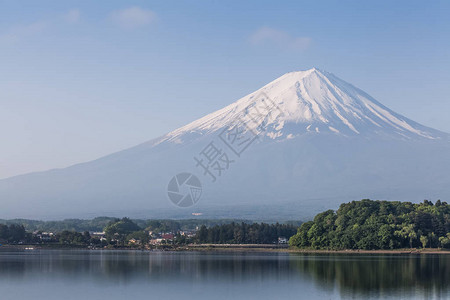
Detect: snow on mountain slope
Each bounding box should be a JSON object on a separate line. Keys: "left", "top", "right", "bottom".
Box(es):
{"left": 161, "top": 68, "right": 445, "bottom": 144}
{"left": 0, "top": 68, "right": 449, "bottom": 219}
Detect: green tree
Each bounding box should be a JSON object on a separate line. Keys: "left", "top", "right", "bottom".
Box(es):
{"left": 197, "top": 225, "right": 208, "bottom": 243}
{"left": 289, "top": 199, "right": 449, "bottom": 250}
{"left": 0, "top": 224, "right": 9, "bottom": 241}
{"left": 7, "top": 224, "right": 26, "bottom": 243}
{"left": 104, "top": 217, "right": 141, "bottom": 246}
{"left": 420, "top": 235, "right": 428, "bottom": 248}
{"left": 438, "top": 233, "right": 450, "bottom": 249}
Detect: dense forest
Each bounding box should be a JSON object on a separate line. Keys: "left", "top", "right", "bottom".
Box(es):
{"left": 0, "top": 217, "right": 301, "bottom": 233}
{"left": 0, "top": 224, "right": 27, "bottom": 243}
{"left": 289, "top": 199, "right": 450, "bottom": 250}
{"left": 195, "top": 222, "right": 297, "bottom": 244}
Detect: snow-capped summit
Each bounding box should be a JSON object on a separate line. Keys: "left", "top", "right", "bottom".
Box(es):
{"left": 0, "top": 69, "right": 449, "bottom": 219}
{"left": 164, "top": 68, "right": 444, "bottom": 145}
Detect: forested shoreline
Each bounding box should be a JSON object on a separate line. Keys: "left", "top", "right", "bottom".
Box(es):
{"left": 289, "top": 199, "right": 450, "bottom": 250}
{"left": 1, "top": 199, "right": 450, "bottom": 251}
{"left": 0, "top": 217, "right": 299, "bottom": 248}
{"left": 195, "top": 222, "right": 297, "bottom": 244}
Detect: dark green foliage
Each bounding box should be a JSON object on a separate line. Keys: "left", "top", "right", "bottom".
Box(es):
{"left": 0, "top": 217, "right": 301, "bottom": 247}
{"left": 0, "top": 223, "right": 26, "bottom": 243}
{"left": 104, "top": 218, "right": 141, "bottom": 245}
{"left": 194, "top": 222, "right": 297, "bottom": 244}
{"left": 0, "top": 217, "right": 117, "bottom": 233}
{"left": 58, "top": 230, "right": 90, "bottom": 245}
{"left": 289, "top": 199, "right": 450, "bottom": 250}
{"left": 0, "top": 218, "right": 258, "bottom": 233}
{"left": 126, "top": 231, "right": 150, "bottom": 244}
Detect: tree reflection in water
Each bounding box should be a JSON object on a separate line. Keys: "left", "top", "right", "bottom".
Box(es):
{"left": 0, "top": 250, "right": 448, "bottom": 299}
{"left": 289, "top": 253, "right": 450, "bottom": 298}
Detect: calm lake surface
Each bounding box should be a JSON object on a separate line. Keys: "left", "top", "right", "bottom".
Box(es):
{"left": 0, "top": 249, "right": 448, "bottom": 299}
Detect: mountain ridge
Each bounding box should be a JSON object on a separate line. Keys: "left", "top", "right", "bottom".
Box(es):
{"left": 0, "top": 69, "right": 449, "bottom": 219}
{"left": 160, "top": 68, "right": 447, "bottom": 146}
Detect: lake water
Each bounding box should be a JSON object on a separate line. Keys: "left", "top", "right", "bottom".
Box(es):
{"left": 0, "top": 249, "right": 448, "bottom": 299}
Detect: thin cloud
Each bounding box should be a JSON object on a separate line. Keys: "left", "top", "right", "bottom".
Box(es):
{"left": 0, "top": 9, "right": 81, "bottom": 45}
{"left": 64, "top": 9, "right": 81, "bottom": 23}
{"left": 0, "top": 21, "right": 47, "bottom": 45}
{"left": 110, "top": 6, "right": 157, "bottom": 29}
{"left": 250, "top": 27, "right": 311, "bottom": 51}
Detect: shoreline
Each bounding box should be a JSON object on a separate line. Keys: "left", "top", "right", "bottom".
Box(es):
{"left": 2, "top": 244, "right": 450, "bottom": 254}
{"left": 185, "top": 245, "right": 450, "bottom": 254}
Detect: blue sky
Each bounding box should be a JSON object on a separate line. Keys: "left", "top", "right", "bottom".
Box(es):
{"left": 1, "top": 0, "right": 449, "bottom": 178}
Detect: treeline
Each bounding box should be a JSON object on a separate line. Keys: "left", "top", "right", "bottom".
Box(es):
{"left": 0, "top": 217, "right": 300, "bottom": 247}
{"left": 289, "top": 199, "right": 450, "bottom": 250}
{"left": 196, "top": 222, "right": 297, "bottom": 244}
{"left": 0, "top": 224, "right": 104, "bottom": 246}
{"left": 105, "top": 219, "right": 299, "bottom": 245}
{"left": 0, "top": 224, "right": 27, "bottom": 243}
{"left": 0, "top": 217, "right": 278, "bottom": 233}
{"left": 0, "top": 217, "right": 117, "bottom": 233}
{"left": 58, "top": 231, "right": 102, "bottom": 247}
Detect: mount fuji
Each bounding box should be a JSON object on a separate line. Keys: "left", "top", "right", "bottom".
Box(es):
{"left": 1, "top": 68, "right": 449, "bottom": 220}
